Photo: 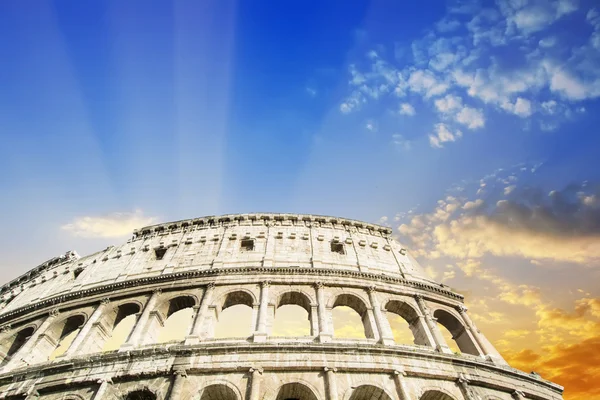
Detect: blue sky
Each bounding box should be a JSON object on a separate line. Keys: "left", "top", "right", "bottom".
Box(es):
{"left": 1, "top": 1, "right": 600, "bottom": 397}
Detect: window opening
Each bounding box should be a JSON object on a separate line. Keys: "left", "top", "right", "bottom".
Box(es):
{"left": 330, "top": 240, "right": 345, "bottom": 255}
{"left": 154, "top": 247, "right": 167, "bottom": 260}
{"left": 73, "top": 267, "right": 84, "bottom": 280}
{"left": 241, "top": 238, "right": 255, "bottom": 251}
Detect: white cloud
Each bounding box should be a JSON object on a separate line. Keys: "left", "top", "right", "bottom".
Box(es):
{"left": 399, "top": 103, "right": 416, "bottom": 116}
{"left": 340, "top": 91, "right": 364, "bottom": 113}
{"left": 61, "top": 210, "right": 158, "bottom": 238}
{"left": 435, "top": 94, "right": 463, "bottom": 113}
{"left": 501, "top": 97, "right": 533, "bottom": 117}
{"left": 429, "top": 123, "right": 462, "bottom": 148}
{"left": 365, "top": 120, "right": 378, "bottom": 132}
{"left": 407, "top": 69, "right": 449, "bottom": 98}
{"left": 456, "top": 106, "right": 485, "bottom": 129}
{"left": 539, "top": 36, "right": 557, "bottom": 48}
{"left": 436, "top": 17, "right": 461, "bottom": 32}
{"left": 541, "top": 100, "right": 558, "bottom": 114}
{"left": 549, "top": 69, "right": 589, "bottom": 100}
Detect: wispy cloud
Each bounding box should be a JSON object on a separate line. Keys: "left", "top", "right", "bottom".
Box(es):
{"left": 61, "top": 210, "right": 158, "bottom": 238}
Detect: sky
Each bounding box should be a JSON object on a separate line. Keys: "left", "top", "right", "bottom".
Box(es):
{"left": 1, "top": 1, "right": 599, "bottom": 399}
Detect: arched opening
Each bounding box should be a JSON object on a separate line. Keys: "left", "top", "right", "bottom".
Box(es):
{"left": 214, "top": 291, "right": 254, "bottom": 339}
{"left": 157, "top": 296, "right": 196, "bottom": 343}
{"left": 0, "top": 326, "right": 34, "bottom": 365}
{"left": 48, "top": 315, "right": 85, "bottom": 360}
{"left": 349, "top": 385, "right": 393, "bottom": 400}
{"left": 200, "top": 384, "right": 238, "bottom": 400}
{"left": 331, "top": 294, "right": 374, "bottom": 339}
{"left": 420, "top": 390, "right": 457, "bottom": 400}
{"left": 275, "top": 382, "right": 319, "bottom": 400}
{"left": 385, "top": 300, "right": 427, "bottom": 346}
{"left": 125, "top": 389, "right": 156, "bottom": 400}
{"left": 272, "top": 292, "right": 312, "bottom": 336}
{"left": 433, "top": 309, "right": 479, "bottom": 356}
{"left": 101, "top": 303, "right": 141, "bottom": 351}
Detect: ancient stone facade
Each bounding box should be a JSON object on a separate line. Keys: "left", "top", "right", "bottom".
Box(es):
{"left": 0, "top": 213, "right": 563, "bottom": 399}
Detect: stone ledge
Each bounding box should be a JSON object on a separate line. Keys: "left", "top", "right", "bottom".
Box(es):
{"left": 0, "top": 341, "right": 562, "bottom": 394}
{"left": 0, "top": 266, "right": 462, "bottom": 324}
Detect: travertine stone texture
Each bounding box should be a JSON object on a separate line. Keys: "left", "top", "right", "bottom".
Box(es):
{"left": 0, "top": 213, "right": 563, "bottom": 400}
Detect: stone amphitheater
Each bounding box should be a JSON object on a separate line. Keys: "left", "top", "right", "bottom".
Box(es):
{"left": 0, "top": 213, "right": 563, "bottom": 400}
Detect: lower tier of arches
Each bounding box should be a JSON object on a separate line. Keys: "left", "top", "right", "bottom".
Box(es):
{"left": 0, "top": 343, "right": 562, "bottom": 400}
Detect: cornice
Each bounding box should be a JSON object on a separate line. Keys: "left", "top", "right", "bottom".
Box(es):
{"left": 0, "top": 341, "right": 562, "bottom": 395}
{"left": 132, "top": 213, "right": 393, "bottom": 239}
{"left": 0, "top": 266, "right": 462, "bottom": 325}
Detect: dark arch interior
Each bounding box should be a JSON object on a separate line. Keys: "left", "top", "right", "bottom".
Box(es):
{"left": 167, "top": 296, "right": 196, "bottom": 318}
{"left": 114, "top": 303, "right": 141, "bottom": 328}
{"left": 349, "top": 385, "right": 392, "bottom": 400}
{"left": 275, "top": 383, "right": 319, "bottom": 400}
{"left": 60, "top": 315, "right": 85, "bottom": 340}
{"left": 433, "top": 309, "right": 479, "bottom": 356}
{"left": 1, "top": 327, "right": 34, "bottom": 365}
{"left": 200, "top": 384, "right": 238, "bottom": 400}
{"left": 420, "top": 390, "right": 456, "bottom": 400}
{"left": 332, "top": 294, "right": 368, "bottom": 316}
{"left": 222, "top": 291, "right": 254, "bottom": 310}
{"left": 277, "top": 291, "right": 311, "bottom": 313}
{"left": 125, "top": 390, "right": 156, "bottom": 400}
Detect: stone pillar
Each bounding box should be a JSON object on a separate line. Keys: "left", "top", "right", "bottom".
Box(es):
{"left": 185, "top": 283, "right": 215, "bottom": 344}
{"left": 456, "top": 375, "right": 477, "bottom": 400}
{"left": 315, "top": 282, "right": 331, "bottom": 342}
{"left": 6, "top": 310, "right": 59, "bottom": 368}
{"left": 415, "top": 295, "right": 452, "bottom": 354}
{"left": 324, "top": 367, "right": 338, "bottom": 400}
{"left": 93, "top": 378, "right": 113, "bottom": 400}
{"left": 367, "top": 286, "right": 394, "bottom": 345}
{"left": 512, "top": 390, "right": 526, "bottom": 400}
{"left": 457, "top": 305, "right": 508, "bottom": 365}
{"left": 66, "top": 298, "right": 111, "bottom": 356}
{"left": 248, "top": 367, "right": 263, "bottom": 400}
{"left": 168, "top": 368, "right": 188, "bottom": 400}
{"left": 254, "top": 281, "right": 270, "bottom": 342}
{"left": 392, "top": 370, "right": 410, "bottom": 400}
{"left": 120, "top": 289, "right": 161, "bottom": 351}
{"left": 310, "top": 304, "right": 319, "bottom": 336}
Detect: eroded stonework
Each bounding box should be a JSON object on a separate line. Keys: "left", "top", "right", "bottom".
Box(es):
{"left": 0, "top": 213, "right": 563, "bottom": 399}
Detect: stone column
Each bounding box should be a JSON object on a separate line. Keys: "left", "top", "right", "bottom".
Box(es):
{"left": 457, "top": 305, "right": 507, "bottom": 365}
{"left": 185, "top": 283, "right": 215, "bottom": 344}
{"left": 66, "top": 298, "right": 111, "bottom": 357}
{"left": 512, "top": 390, "right": 526, "bottom": 400}
{"left": 120, "top": 289, "right": 161, "bottom": 351}
{"left": 6, "top": 310, "right": 59, "bottom": 368}
{"left": 314, "top": 282, "right": 331, "bottom": 342}
{"left": 456, "top": 375, "right": 477, "bottom": 400}
{"left": 310, "top": 304, "right": 319, "bottom": 336}
{"left": 415, "top": 295, "right": 452, "bottom": 354}
{"left": 392, "top": 370, "right": 410, "bottom": 400}
{"left": 254, "top": 281, "right": 270, "bottom": 342}
{"left": 93, "top": 378, "right": 113, "bottom": 400}
{"left": 168, "top": 368, "right": 188, "bottom": 400}
{"left": 367, "top": 286, "right": 394, "bottom": 345}
{"left": 248, "top": 367, "right": 263, "bottom": 400}
{"left": 324, "top": 367, "right": 338, "bottom": 400}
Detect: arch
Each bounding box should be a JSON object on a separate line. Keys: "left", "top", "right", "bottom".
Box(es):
{"left": 156, "top": 295, "right": 197, "bottom": 343}
{"left": 420, "top": 389, "right": 458, "bottom": 400}
{"left": 273, "top": 291, "right": 313, "bottom": 337}
{"left": 100, "top": 302, "right": 142, "bottom": 352}
{"left": 220, "top": 290, "right": 255, "bottom": 311}
{"left": 347, "top": 384, "right": 393, "bottom": 400}
{"left": 0, "top": 326, "right": 35, "bottom": 365}
{"left": 384, "top": 300, "right": 429, "bottom": 346}
{"left": 331, "top": 293, "right": 375, "bottom": 339}
{"left": 275, "top": 382, "right": 320, "bottom": 400}
{"left": 199, "top": 383, "right": 240, "bottom": 400}
{"left": 48, "top": 314, "right": 86, "bottom": 360}
{"left": 433, "top": 309, "right": 480, "bottom": 356}
{"left": 212, "top": 290, "right": 255, "bottom": 339}
{"left": 125, "top": 389, "right": 157, "bottom": 400}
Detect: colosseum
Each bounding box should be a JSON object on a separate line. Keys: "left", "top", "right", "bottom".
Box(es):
{"left": 0, "top": 213, "right": 563, "bottom": 400}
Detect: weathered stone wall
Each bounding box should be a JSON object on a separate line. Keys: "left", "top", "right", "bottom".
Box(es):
{"left": 0, "top": 213, "right": 563, "bottom": 400}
